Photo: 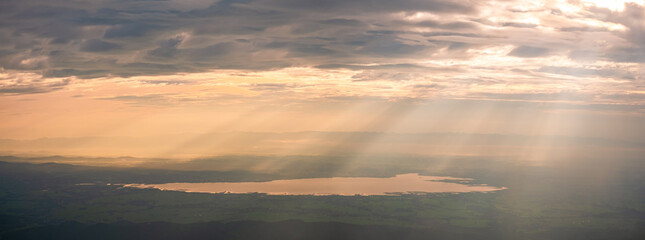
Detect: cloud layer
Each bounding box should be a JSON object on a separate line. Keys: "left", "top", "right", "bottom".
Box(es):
{"left": 0, "top": 0, "right": 641, "bottom": 77}
{"left": 1, "top": 0, "right": 645, "bottom": 143}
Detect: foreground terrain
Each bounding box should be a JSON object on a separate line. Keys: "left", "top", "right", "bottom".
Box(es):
{"left": 1, "top": 155, "right": 644, "bottom": 239}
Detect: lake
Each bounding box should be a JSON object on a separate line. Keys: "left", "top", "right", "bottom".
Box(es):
{"left": 124, "top": 173, "right": 505, "bottom": 196}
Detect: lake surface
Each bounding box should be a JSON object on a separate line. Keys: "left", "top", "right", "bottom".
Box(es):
{"left": 125, "top": 173, "right": 505, "bottom": 196}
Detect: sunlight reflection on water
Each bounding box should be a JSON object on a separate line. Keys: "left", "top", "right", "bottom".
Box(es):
{"left": 124, "top": 173, "right": 506, "bottom": 196}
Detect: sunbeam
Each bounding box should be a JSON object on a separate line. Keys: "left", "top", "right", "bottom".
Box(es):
{"left": 1, "top": 0, "right": 645, "bottom": 239}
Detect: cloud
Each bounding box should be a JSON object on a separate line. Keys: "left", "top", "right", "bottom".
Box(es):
{"left": 80, "top": 39, "right": 121, "bottom": 52}
{"left": 104, "top": 23, "right": 155, "bottom": 39}
{"left": 507, "top": 46, "right": 551, "bottom": 58}
{"left": 139, "top": 80, "right": 191, "bottom": 86}
{"left": 251, "top": 0, "right": 476, "bottom": 14}
{"left": 581, "top": 2, "right": 645, "bottom": 63}
{"left": 473, "top": 92, "right": 591, "bottom": 101}
{"left": 248, "top": 83, "right": 301, "bottom": 92}
{"left": 537, "top": 66, "right": 635, "bottom": 80}
{"left": 319, "top": 18, "right": 367, "bottom": 27}
{"left": 0, "top": 77, "right": 70, "bottom": 95}
{"left": 43, "top": 68, "right": 107, "bottom": 78}
{"left": 359, "top": 36, "right": 429, "bottom": 57}
{"left": 0, "top": 0, "right": 478, "bottom": 78}
{"left": 315, "top": 63, "right": 430, "bottom": 70}
{"left": 96, "top": 94, "right": 183, "bottom": 106}
{"left": 606, "top": 47, "right": 645, "bottom": 63}
{"left": 0, "top": 0, "right": 642, "bottom": 105}
{"left": 395, "top": 19, "right": 479, "bottom": 30}
{"left": 147, "top": 34, "right": 185, "bottom": 58}
{"left": 502, "top": 22, "right": 538, "bottom": 28}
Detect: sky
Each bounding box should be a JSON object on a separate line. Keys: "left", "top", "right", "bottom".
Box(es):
{"left": 0, "top": 0, "right": 644, "bottom": 160}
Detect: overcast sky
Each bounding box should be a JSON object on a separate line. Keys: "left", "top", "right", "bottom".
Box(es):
{"left": 0, "top": 0, "right": 644, "bottom": 159}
